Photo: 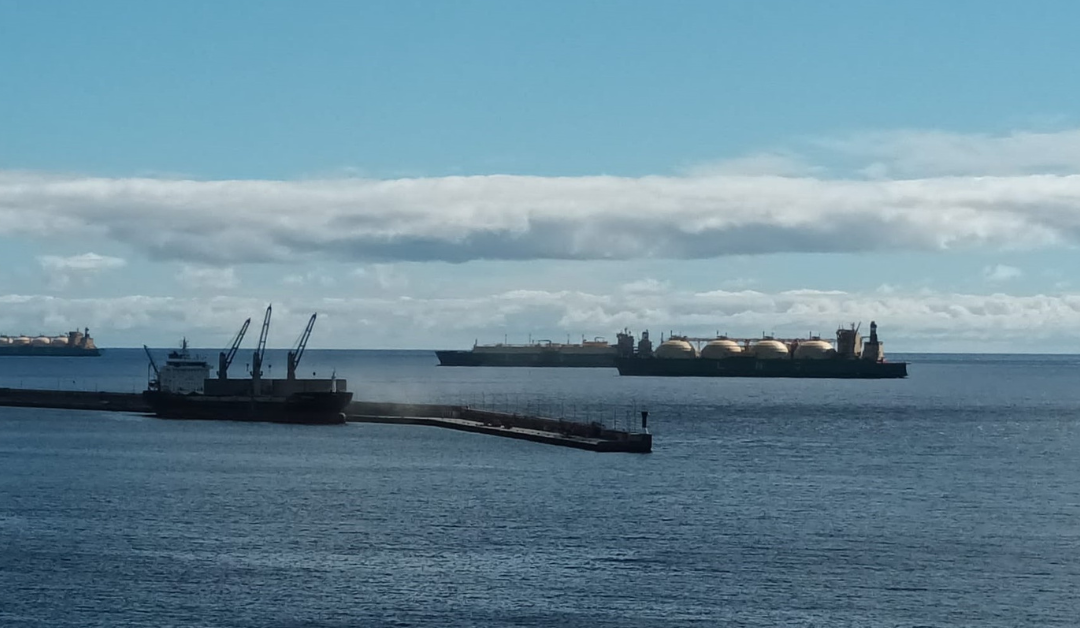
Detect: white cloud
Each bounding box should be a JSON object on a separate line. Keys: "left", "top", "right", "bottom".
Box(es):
{"left": 176, "top": 265, "right": 239, "bottom": 291}
{"left": 36, "top": 252, "right": 126, "bottom": 289}
{"left": 620, "top": 278, "right": 670, "bottom": 294}
{"left": 983, "top": 264, "right": 1024, "bottom": 283}
{"left": 282, "top": 271, "right": 336, "bottom": 287}
{"left": 352, "top": 264, "right": 407, "bottom": 290}
{"left": 718, "top": 277, "right": 757, "bottom": 289}
{"left": 37, "top": 252, "right": 127, "bottom": 272}
{"left": 685, "top": 151, "right": 822, "bottom": 177}
{"left": 817, "top": 128, "right": 1080, "bottom": 178}
{"left": 5, "top": 164, "right": 1080, "bottom": 265}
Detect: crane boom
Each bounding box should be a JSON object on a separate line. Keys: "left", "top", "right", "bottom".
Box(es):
{"left": 287, "top": 313, "right": 317, "bottom": 380}
{"left": 218, "top": 317, "right": 251, "bottom": 379}
{"left": 143, "top": 345, "right": 159, "bottom": 376}
{"left": 252, "top": 305, "right": 272, "bottom": 379}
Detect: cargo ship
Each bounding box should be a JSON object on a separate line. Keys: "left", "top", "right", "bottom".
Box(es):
{"left": 435, "top": 333, "right": 633, "bottom": 368}
{"left": 0, "top": 328, "right": 101, "bottom": 357}
{"left": 142, "top": 306, "right": 352, "bottom": 424}
{"left": 614, "top": 322, "right": 907, "bottom": 379}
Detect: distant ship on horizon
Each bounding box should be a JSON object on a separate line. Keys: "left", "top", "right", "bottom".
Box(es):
{"left": 0, "top": 328, "right": 101, "bottom": 357}
{"left": 436, "top": 323, "right": 908, "bottom": 378}
{"left": 435, "top": 334, "right": 626, "bottom": 367}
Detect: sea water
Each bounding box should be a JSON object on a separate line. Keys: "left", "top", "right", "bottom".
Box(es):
{"left": 1, "top": 350, "right": 1078, "bottom": 626}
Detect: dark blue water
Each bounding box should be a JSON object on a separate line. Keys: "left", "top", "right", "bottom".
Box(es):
{"left": 2, "top": 351, "right": 1079, "bottom": 626}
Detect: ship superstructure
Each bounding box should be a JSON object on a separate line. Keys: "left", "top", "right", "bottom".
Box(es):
{"left": 0, "top": 328, "right": 100, "bottom": 357}
{"left": 148, "top": 338, "right": 211, "bottom": 393}
{"left": 143, "top": 306, "right": 352, "bottom": 424}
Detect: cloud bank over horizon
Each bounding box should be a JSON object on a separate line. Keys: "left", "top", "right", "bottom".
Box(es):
{"left": 4, "top": 127, "right": 1080, "bottom": 265}
{"left": 4, "top": 284, "right": 1080, "bottom": 352}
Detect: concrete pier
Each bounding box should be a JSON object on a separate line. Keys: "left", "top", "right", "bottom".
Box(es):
{"left": 347, "top": 401, "right": 652, "bottom": 453}
{"left": 0, "top": 389, "right": 652, "bottom": 453}
{"left": 0, "top": 387, "right": 152, "bottom": 412}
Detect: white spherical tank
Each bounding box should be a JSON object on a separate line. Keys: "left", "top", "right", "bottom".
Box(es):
{"left": 32, "top": 336, "right": 52, "bottom": 346}
{"left": 51, "top": 336, "right": 70, "bottom": 345}
{"left": 749, "top": 339, "right": 790, "bottom": 359}
{"left": 15, "top": 336, "right": 31, "bottom": 346}
{"left": 793, "top": 339, "right": 834, "bottom": 360}
{"left": 0, "top": 337, "right": 12, "bottom": 345}
{"left": 700, "top": 339, "right": 743, "bottom": 359}
{"left": 655, "top": 339, "right": 698, "bottom": 359}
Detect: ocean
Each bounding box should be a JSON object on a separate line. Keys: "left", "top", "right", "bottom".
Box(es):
{"left": 2, "top": 350, "right": 1079, "bottom": 627}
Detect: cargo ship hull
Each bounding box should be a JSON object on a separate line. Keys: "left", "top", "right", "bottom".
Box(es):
{"left": 436, "top": 350, "right": 616, "bottom": 368}
{"left": 0, "top": 346, "right": 102, "bottom": 357}
{"left": 142, "top": 390, "right": 353, "bottom": 424}
{"left": 615, "top": 356, "right": 908, "bottom": 379}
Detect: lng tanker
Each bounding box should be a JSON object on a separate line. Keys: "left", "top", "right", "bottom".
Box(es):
{"left": 436, "top": 334, "right": 630, "bottom": 368}
{"left": 615, "top": 322, "right": 907, "bottom": 379}
{"left": 0, "top": 328, "right": 101, "bottom": 357}
{"left": 142, "top": 306, "right": 352, "bottom": 424}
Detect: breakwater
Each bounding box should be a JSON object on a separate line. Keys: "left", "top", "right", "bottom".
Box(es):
{"left": 348, "top": 401, "right": 651, "bottom": 453}
{"left": 0, "top": 387, "right": 151, "bottom": 412}
{"left": 0, "top": 389, "right": 651, "bottom": 453}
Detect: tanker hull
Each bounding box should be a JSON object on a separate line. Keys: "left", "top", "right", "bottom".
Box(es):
{"left": 616, "top": 356, "right": 907, "bottom": 379}
{"left": 0, "top": 346, "right": 101, "bottom": 357}
{"left": 436, "top": 350, "right": 616, "bottom": 368}
{"left": 143, "top": 390, "right": 353, "bottom": 424}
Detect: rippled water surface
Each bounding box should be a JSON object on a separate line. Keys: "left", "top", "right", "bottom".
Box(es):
{"left": 2, "top": 350, "right": 1079, "bottom": 626}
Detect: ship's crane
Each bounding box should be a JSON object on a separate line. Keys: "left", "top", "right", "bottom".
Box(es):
{"left": 217, "top": 317, "right": 251, "bottom": 379}
{"left": 287, "top": 313, "right": 317, "bottom": 380}
{"left": 143, "top": 345, "right": 159, "bottom": 377}
{"left": 143, "top": 345, "right": 160, "bottom": 390}
{"left": 251, "top": 305, "right": 272, "bottom": 380}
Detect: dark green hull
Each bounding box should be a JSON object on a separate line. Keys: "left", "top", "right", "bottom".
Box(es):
{"left": 616, "top": 356, "right": 908, "bottom": 378}
{"left": 143, "top": 390, "right": 353, "bottom": 424}
{"left": 0, "top": 346, "right": 101, "bottom": 357}
{"left": 436, "top": 350, "right": 616, "bottom": 368}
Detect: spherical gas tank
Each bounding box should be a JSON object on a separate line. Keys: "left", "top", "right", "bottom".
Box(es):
{"left": 31, "top": 336, "right": 52, "bottom": 346}
{"left": 14, "top": 336, "right": 31, "bottom": 346}
{"left": 700, "top": 339, "right": 743, "bottom": 359}
{"left": 51, "top": 336, "right": 70, "bottom": 345}
{"left": 654, "top": 339, "right": 697, "bottom": 359}
{"left": 749, "top": 339, "right": 790, "bottom": 359}
{"left": 793, "top": 339, "right": 834, "bottom": 360}
{"left": 0, "top": 337, "right": 12, "bottom": 345}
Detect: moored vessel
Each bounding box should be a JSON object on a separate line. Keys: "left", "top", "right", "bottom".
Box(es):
{"left": 614, "top": 322, "right": 908, "bottom": 379}
{"left": 435, "top": 333, "right": 633, "bottom": 367}
{"left": 142, "top": 306, "right": 352, "bottom": 424}
{"left": 0, "top": 328, "right": 101, "bottom": 357}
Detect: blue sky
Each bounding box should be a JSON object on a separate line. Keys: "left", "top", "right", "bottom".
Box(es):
{"left": 3, "top": 1, "right": 1080, "bottom": 350}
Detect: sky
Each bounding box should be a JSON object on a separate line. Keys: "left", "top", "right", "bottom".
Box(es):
{"left": 3, "top": 0, "right": 1080, "bottom": 351}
